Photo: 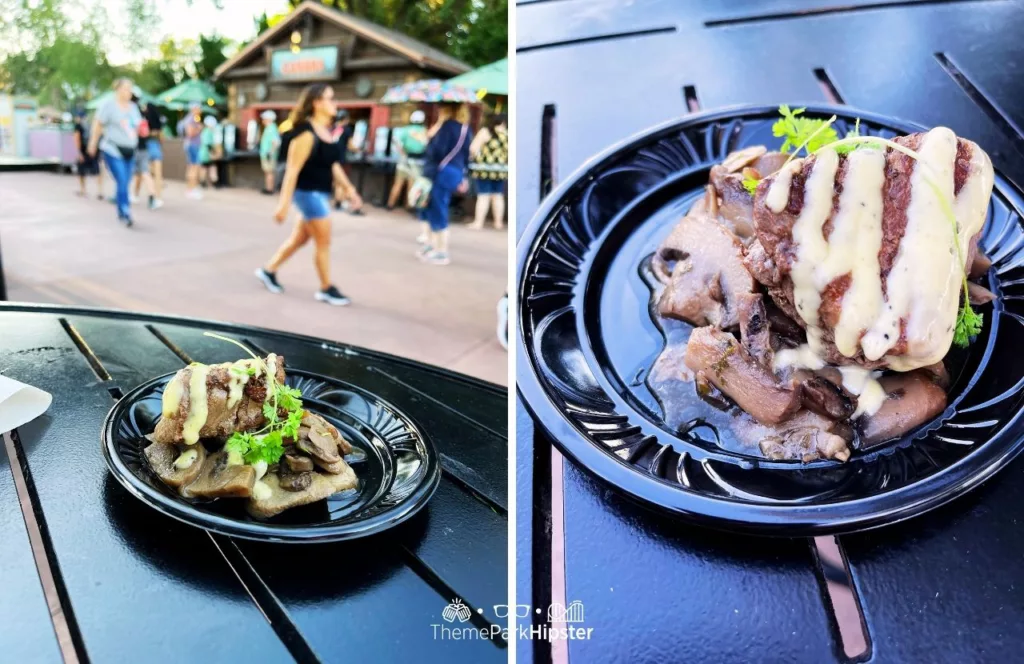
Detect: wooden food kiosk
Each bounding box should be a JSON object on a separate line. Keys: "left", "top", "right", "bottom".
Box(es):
{"left": 213, "top": 0, "right": 470, "bottom": 194}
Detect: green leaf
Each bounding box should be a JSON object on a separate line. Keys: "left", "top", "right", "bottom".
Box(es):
{"left": 282, "top": 409, "right": 304, "bottom": 440}
{"left": 953, "top": 304, "right": 984, "bottom": 348}
{"left": 742, "top": 175, "right": 759, "bottom": 195}
{"left": 262, "top": 402, "right": 279, "bottom": 423}
{"left": 224, "top": 431, "right": 254, "bottom": 457}
{"left": 243, "top": 430, "right": 285, "bottom": 466}
{"left": 772, "top": 105, "right": 839, "bottom": 156}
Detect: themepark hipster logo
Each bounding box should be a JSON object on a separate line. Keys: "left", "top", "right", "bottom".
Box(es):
{"left": 431, "top": 598, "right": 594, "bottom": 643}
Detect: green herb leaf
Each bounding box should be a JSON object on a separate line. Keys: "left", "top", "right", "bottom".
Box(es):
{"left": 742, "top": 175, "right": 759, "bottom": 195}
{"left": 953, "top": 304, "right": 984, "bottom": 348}
{"left": 243, "top": 430, "right": 285, "bottom": 466}
{"left": 225, "top": 431, "right": 254, "bottom": 457}
{"left": 282, "top": 409, "right": 304, "bottom": 440}
{"left": 773, "top": 104, "right": 839, "bottom": 155}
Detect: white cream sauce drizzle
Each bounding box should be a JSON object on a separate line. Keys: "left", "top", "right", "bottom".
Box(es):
{"left": 766, "top": 159, "right": 803, "bottom": 213}
{"left": 162, "top": 374, "right": 185, "bottom": 418}
{"left": 252, "top": 480, "right": 272, "bottom": 501}
{"left": 181, "top": 364, "right": 210, "bottom": 445}
{"left": 773, "top": 344, "right": 826, "bottom": 372}
{"left": 820, "top": 148, "right": 886, "bottom": 357}
{"left": 775, "top": 128, "right": 993, "bottom": 372}
{"left": 266, "top": 354, "right": 278, "bottom": 387}
{"left": 788, "top": 148, "right": 839, "bottom": 348}
{"left": 839, "top": 366, "right": 885, "bottom": 417}
{"left": 226, "top": 359, "right": 258, "bottom": 409}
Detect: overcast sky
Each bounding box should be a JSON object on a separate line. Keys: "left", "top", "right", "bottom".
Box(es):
{"left": 106, "top": 0, "right": 292, "bottom": 64}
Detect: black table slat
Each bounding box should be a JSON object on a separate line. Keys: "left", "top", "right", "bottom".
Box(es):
{"left": 514, "top": 398, "right": 536, "bottom": 664}
{"left": 153, "top": 323, "right": 508, "bottom": 509}
{"left": 841, "top": 460, "right": 1024, "bottom": 662}
{"left": 0, "top": 313, "right": 293, "bottom": 663}
{"left": 65, "top": 316, "right": 185, "bottom": 390}
{"left": 397, "top": 478, "right": 508, "bottom": 617}
{"left": 560, "top": 465, "right": 838, "bottom": 664}
{"left": 0, "top": 440, "right": 62, "bottom": 663}
{"left": 236, "top": 537, "right": 505, "bottom": 662}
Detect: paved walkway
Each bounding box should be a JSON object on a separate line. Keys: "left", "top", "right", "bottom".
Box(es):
{"left": 0, "top": 172, "right": 509, "bottom": 385}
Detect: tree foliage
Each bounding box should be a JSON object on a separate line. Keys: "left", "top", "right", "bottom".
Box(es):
{"left": 277, "top": 0, "right": 507, "bottom": 67}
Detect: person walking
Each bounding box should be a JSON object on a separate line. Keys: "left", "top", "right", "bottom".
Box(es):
{"left": 331, "top": 109, "right": 364, "bottom": 215}
{"left": 468, "top": 113, "right": 508, "bottom": 230}
{"left": 129, "top": 95, "right": 160, "bottom": 209}
{"left": 72, "top": 110, "right": 103, "bottom": 200}
{"left": 417, "top": 103, "right": 472, "bottom": 266}
{"left": 86, "top": 78, "right": 142, "bottom": 226}
{"left": 386, "top": 109, "right": 427, "bottom": 211}
{"left": 182, "top": 103, "right": 204, "bottom": 199}
{"left": 198, "top": 115, "right": 220, "bottom": 187}
{"left": 258, "top": 110, "right": 280, "bottom": 194}
{"left": 255, "top": 83, "right": 360, "bottom": 306}
{"left": 134, "top": 100, "right": 164, "bottom": 208}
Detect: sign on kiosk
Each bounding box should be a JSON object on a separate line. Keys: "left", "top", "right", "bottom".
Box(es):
{"left": 269, "top": 46, "right": 339, "bottom": 82}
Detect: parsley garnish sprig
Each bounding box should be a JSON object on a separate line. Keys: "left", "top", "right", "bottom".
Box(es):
{"left": 203, "top": 333, "right": 305, "bottom": 466}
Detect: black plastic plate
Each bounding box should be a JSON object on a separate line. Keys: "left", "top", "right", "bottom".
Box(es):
{"left": 517, "top": 104, "right": 1024, "bottom": 535}
{"left": 102, "top": 369, "right": 440, "bottom": 542}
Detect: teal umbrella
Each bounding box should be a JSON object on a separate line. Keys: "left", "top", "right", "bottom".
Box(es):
{"left": 85, "top": 85, "right": 156, "bottom": 110}
{"left": 447, "top": 58, "right": 507, "bottom": 97}
{"left": 155, "top": 79, "right": 225, "bottom": 109}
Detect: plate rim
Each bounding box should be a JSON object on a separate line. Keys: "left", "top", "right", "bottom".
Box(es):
{"left": 516, "top": 102, "right": 1024, "bottom": 535}
{"left": 102, "top": 368, "right": 442, "bottom": 543}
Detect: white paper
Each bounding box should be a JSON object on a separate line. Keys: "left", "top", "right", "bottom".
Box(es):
{"left": 0, "top": 375, "right": 53, "bottom": 434}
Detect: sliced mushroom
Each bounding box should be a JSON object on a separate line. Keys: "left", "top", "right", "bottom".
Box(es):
{"left": 800, "top": 376, "right": 855, "bottom": 420}
{"left": 684, "top": 326, "right": 802, "bottom": 425}
{"left": 300, "top": 412, "right": 354, "bottom": 455}
{"left": 967, "top": 282, "right": 996, "bottom": 305}
{"left": 718, "top": 146, "right": 768, "bottom": 173}
{"left": 297, "top": 425, "right": 342, "bottom": 464}
{"left": 283, "top": 453, "right": 314, "bottom": 473}
{"left": 656, "top": 214, "right": 755, "bottom": 328}
{"left": 144, "top": 440, "right": 207, "bottom": 488}
{"left": 759, "top": 428, "right": 851, "bottom": 463}
{"left": 278, "top": 468, "right": 313, "bottom": 492}
{"left": 969, "top": 251, "right": 992, "bottom": 279}
{"left": 181, "top": 451, "right": 256, "bottom": 499}
{"left": 247, "top": 464, "right": 358, "bottom": 518}
{"left": 859, "top": 372, "right": 948, "bottom": 447}
{"left": 734, "top": 410, "right": 852, "bottom": 462}
{"left": 737, "top": 293, "right": 773, "bottom": 368}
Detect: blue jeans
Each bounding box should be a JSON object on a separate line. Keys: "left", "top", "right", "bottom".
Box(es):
{"left": 102, "top": 151, "right": 135, "bottom": 218}
{"left": 424, "top": 165, "right": 463, "bottom": 232}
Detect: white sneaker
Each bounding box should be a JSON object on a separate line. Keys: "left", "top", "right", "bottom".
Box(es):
{"left": 149, "top": 198, "right": 164, "bottom": 210}
{"left": 425, "top": 251, "right": 450, "bottom": 266}
{"left": 130, "top": 194, "right": 140, "bottom": 204}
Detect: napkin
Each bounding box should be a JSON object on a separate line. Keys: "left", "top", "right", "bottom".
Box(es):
{"left": 0, "top": 375, "right": 53, "bottom": 434}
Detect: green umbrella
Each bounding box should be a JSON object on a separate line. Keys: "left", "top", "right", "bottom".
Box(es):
{"left": 447, "top": 58, "right": 507, "bottom": 97}
{"left": 85, "top": 85, "right": 156, "bottom": 110}
{"left": 155, "top": 79, "right": 225, "bottom": 109}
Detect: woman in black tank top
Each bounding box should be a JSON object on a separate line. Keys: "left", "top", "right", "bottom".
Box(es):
{"left": 255, "top": 84, "right": 361, "bottom": 306}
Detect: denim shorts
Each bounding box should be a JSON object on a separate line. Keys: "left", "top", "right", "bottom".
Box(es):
{"left": 293, "top": 189, "right": 332, "bottom": 220}
{"left": 474, "top": 178, "right": 504, "bottom": 195}
{"left": 185, "top": 143, "right": 201, "bottom": 165}
{"left": 135, "top": 148, "right": 151, "bottom": 174}
{"left": 146, "top": 139, "right": 163, "bottom": 162}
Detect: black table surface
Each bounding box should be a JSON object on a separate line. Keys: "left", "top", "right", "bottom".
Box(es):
{"left": 517, "top": 1, "right": 1024, "bottom": 663}
{"left": 0, "top": 303, "right": 507, "bottom": 663}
